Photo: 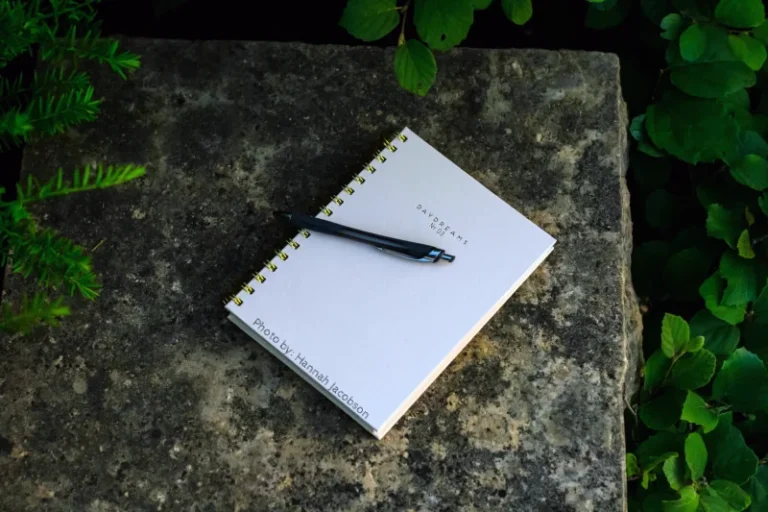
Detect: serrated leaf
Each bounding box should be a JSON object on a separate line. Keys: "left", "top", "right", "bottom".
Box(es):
{"left": 640, "top": 388, "right": 687, "bottom": 430}
{"left": 670, "top": 349, "right": 717, "bottom": 389}
{"left": 754, "top": 22, "right": 768, "bottom": 45}
{"left": 708, "top": 481, "right": 751, "bottom": 511}
{"left": 681, "top": 391, "right": 719, "bottom": 433}
{"left": 662, "top": 313, "right": 690, "bottom": 358}
{"left": 646, "top": 90, "right": 740, "bottom": 164}
{"left": 645, "top": 349, "right": 673, "bottom": 392}
{"left": 680, "top": 24, "right": 706, "bottom": 61}
{"left": 700, "top": 272, "right": 747, "bottom": 325}
{"left": 663, "top": 455, "right": 687, "bottom": 491}
{"left": 662, "top": 486, "right": 699, "bottom": 512}
{"left": 685, "top": 432, "right": 707, "bottom": 481}
{"left": 685, "top": 336, "right": 705, "bottom": 352}
{"left": 719, "top": 251, "right": 758, "bottom": 306}
{"left": 729, "top": 34, "right": 767, "bottom": 71}
{"left": 744, "top": 466, "right": 768, "bottom": 512}
{"left": 473, "top": 0, "right": 493, "bottom": 8}
{"left": 704, "top": 412, "right": 759, "bottom": 484}
{"left": 713, "top": 348, "right": 768, "bottom": 412}
{"left": 627, "top": 452, "right": 641, "bottom": 478}
{"left": 646, "top": 189, "right": 680, "bottom": 228}
{"left": 730, "top": 154, "right": 768, "bottom": 191}
{"left": 737, "top": 230, "right": 755, "bottom": 259}
{"left": 706, "top": 204, "right": 744, "bottom": 248}
{"left": 414, "top": 0, "right": 474, "bottom": 51}
{"left": 661, "top": 13, "right": 684, "bottom": 40}
{"left": 339, "top": 0, "right": 401, "bottom": 41}
{"left": 501, "top": 0, "right": 532, "bottom": 25}
{"left": 690, "top": 310, "right": 740, "bottom": 356}
{"left": 394, "top": 40, "right": 437, "bottom": 96}
{"left": 715, "top": 0, "right": 765, "bottom": 29}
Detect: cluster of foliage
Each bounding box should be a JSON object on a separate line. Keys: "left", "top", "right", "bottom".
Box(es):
{"left": 340, "top": 0, "right": 768, "bottom": 510}
{"left": 0, "top": 0, "right": 144, "bottom": 334}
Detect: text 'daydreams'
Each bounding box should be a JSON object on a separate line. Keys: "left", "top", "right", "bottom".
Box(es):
{"left": 252, "top": 318, "right": 370, "bottom": 421}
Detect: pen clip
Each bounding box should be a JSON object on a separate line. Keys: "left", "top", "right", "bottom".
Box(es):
{"left": 376, "top": 246, "right": 449, "bottom": 263}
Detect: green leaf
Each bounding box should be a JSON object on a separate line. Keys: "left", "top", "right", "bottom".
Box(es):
{"left": 339, "top": 0, "right": 401, "bottom": 42}
{"left": 742, "top": 321, "right": 768, "bottom": 366}
{"left": 640, "top": 140, "right": 667, "bottom": 158}
{"left": 501, "top": 0, "right": 532, "bottom": 25}
{"left": 627, "top": 452, "right": 641, "bottom": 478}
{"left": 743, "top": 466, "right": 768, "bottom": 512}
{"left": 680, "top": 24, "right": 707, "bottom": 61}
{"left": 760, "top": 193, "right": 768, "bottom": 217}
{"left": 638, "top": 432, "right": 685, "bottom": 467}
{"left": 754, "top": 280, "right": 768, "bottom": 322}
{"left": 700, "top": 272, "right": 748, "bottom": 325}
{"left": 661, "top": 13, "right": 685, "bottom": 40}
{"left": 640, "top": 388, "right": 687, "bottom": 430}
{"left": 643, "top": 0, "right": 673, "bottom": 25}
{"left": 662, "top": 313, "right": 691, "bottom": 358}
{"left": 662, "top": 486, "right": 699, "bottom": 512}
{"left": 729, "top": 34, "right": 767, "bottom": 71}
{"left": 646, "top": 189, "right": 680, "bottom": 228}
{"left": 706, "top": 204, "right": 745, "bottom": 248}
{"left": 633, "top": 241, "right": 671, "bottom": 298}
{"left": 394, "top": 40, "right": 437, "bottom": 97}
{"left": 414, "top": 0, "right": 474, "bottom": 51}
{"left": 631, "top": 114, "right": 646, "bottom": 141}
{"left": 668, "top": 25, "right": 756, "bottom": 99}
{"left": 699, "top": 487, "right": 734, "bottom": 512}
{"left": 585, "top": 0, "right": 630, "bottom": 29}
{"left": 712, "top": 347, "right": 768, "bottom": 412}
{"left": 737, "top": 230, "right": 755, "bottom": 259}
{"left": 681, "top": 391, "right": 719, "bottom": 433}
{"left": 708, "top": 481, "right": 751, "bottom": 511}
{"left": 664, "top": 247, "right": 718, "bottom": 302}
{"left": 646, "top": 90, "right": 740, "bottom": 164}
{"left": 715, "top": 0, "right": 765, "bottom": 29}
{"left": 685, "top": 336, "right": 705, "bottom": 352}
{"left": 704, "top": 413, "right": 759, "bottom": 484}
{"left": 645, "top": 349, "right": 673, "bottom": 392}
{"left": 690, "top": 310, "right": 740, "bottom": 356}
{"left": 663, "top": 455, "right": 687, "bottom": 491}
{"left": 670, "top": 349, "right": 717, "bottom": 389}
{"left": 719, "top": 251, "right": 758, "bottom": 306}
{"left": 644, "top": 451, "right": 681, "bottom": 488}
{"left": 685, "top": 432, "right": 707, "bottom": 481}
{"left": 730, "top": 154, "right": 768, "bottom": 191}
{"left": 473, "top": 0, "right": 493, "bottom": 8}
{"left": 754, "top": 21, "right": 768, "bottom": 45}
{"left": 737, "top": 131, "right": 768, "bottom": 159}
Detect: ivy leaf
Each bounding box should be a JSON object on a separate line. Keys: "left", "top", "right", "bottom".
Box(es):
{"left": 685, "top": 432, "right": 707, "bottom": 481}
{"left": 754, "top": 21, "right": 768, "bottom": 45}
{"left": 640, "top": 388, "right": 687, "bottom": 430}
{"left": 700, "top": 271, "right": 748, "bottom": 325}
{"left": 646, "top": 90, "right": 740, "bottom": 164}
{"left": 414, "top": 0, "right": 474, "bottom": 51}
{"left": 719, "top": 251, "right": 758, "bottom": 306}
{"left": 670, "top": 349, "right": 717, "bottom": 389}
{"left": 661, "top": 13, "right": 684, "bottom": 40}
{"left": 729, "top": 34, "right": 767, "bottom": 71}
{"left": 662, "top": 486, "right": 699, "bottom": 512}
{"left": 627, "top": 453, "right": 641, "bottom": 478}
{"left": 690, "top": 309, "right": 740, "bottom": 356}
{"left": 663, "top": 455, "right": 687, "bottom": 491}
{"left": 680, "top": 24, "right": 706, "bottom": 61}
{"left": 667, "top": 25, "right": 756, "bottom": 99}
{"left": 730, "top": 154, "right": 768, "bottom": 191}
{"left": 644, "top": 349, "right": 672, "bottom": 392}
{"left": 339, "top": 0, "right": 401, "bottom": 41}
{"left": 501, "top": 0, "right": 532, "bottom": 26}
{"left": 706, "top": 204, "right": 745, "bottom": 248}
{"left": 704, "top": 413, "right": 759, "bottom": 484}
{"left": 737, "top": 230, "right": 755, "bottom": 259}
{"left": 646, "top": 189, "right": 680, "bottom": 228}
{"left": 712, "top": 348, "right": 768, "bottom": 412}
{"left": 394, "top": 40, "right": 437, "bottom": 97}
{"left": 743, "top": 466, "right": 768, "bottom": 512}
{"left": 699, "top": 487, "right": 734, "bottom": 512}
{"left": 681, "top": 390, "right": 719, "bottom": 433}
{"left": 662, "top": 313, "right": 690, "bottom": 358}
{"left": 473, "top": 0, "right": 493, "bottom": 8}
{"left": 708, "top": 481, "right": 751, "bottom": 511}
{"left": 715, "top": 0, "right": 765, "bottom": 29}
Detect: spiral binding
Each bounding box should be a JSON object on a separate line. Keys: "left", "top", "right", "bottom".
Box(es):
{"left": 225, "top": 130, "right": 409, "bottom": 307}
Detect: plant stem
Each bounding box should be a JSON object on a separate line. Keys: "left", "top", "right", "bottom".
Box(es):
{"left": 398, "top": 1, "right": 410, "bottom": 46}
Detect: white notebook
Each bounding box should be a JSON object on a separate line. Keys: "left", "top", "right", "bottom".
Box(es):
{"left": 225, "top": 127, "right": 555, "bottom": 439}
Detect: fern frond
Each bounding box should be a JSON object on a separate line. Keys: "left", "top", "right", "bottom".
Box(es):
{"left": 14, "top": 164, "right": 146, "bottom": 203}
{"left": 0, "top": 108, "right": 32, "bottom": 146}
{"left": 40, "top": 26, "right": 141, "bottom": 79}
{"left": 0, "top": 292, "right": 71, "bottom": 335}
{"left": 25, "top": 86, "right": 100, "bottom": 136}
{"left": 1, "top": 216, "right": 100, "bottom": 299}
{"left": 1, "top": 70, "right": 91, "bottom": 109}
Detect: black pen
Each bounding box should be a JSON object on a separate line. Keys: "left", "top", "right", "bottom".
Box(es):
{"left": 275, "top": 211, "right": 456, "bottom": 263}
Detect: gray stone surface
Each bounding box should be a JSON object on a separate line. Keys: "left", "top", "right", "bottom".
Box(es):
{"left": 1, "top": 40, "right": 635, "bottom": 511}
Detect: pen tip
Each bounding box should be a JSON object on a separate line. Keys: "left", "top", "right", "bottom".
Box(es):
{"left": 274, "top": 211, "right": 291, "bottom": 219}
{"left": 440, "top": 253, "right": 456, "bottom": 262}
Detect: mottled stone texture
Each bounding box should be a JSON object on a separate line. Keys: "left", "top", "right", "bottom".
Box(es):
{"left": 1, "top": 40, "right": 635, "bottom": 511}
